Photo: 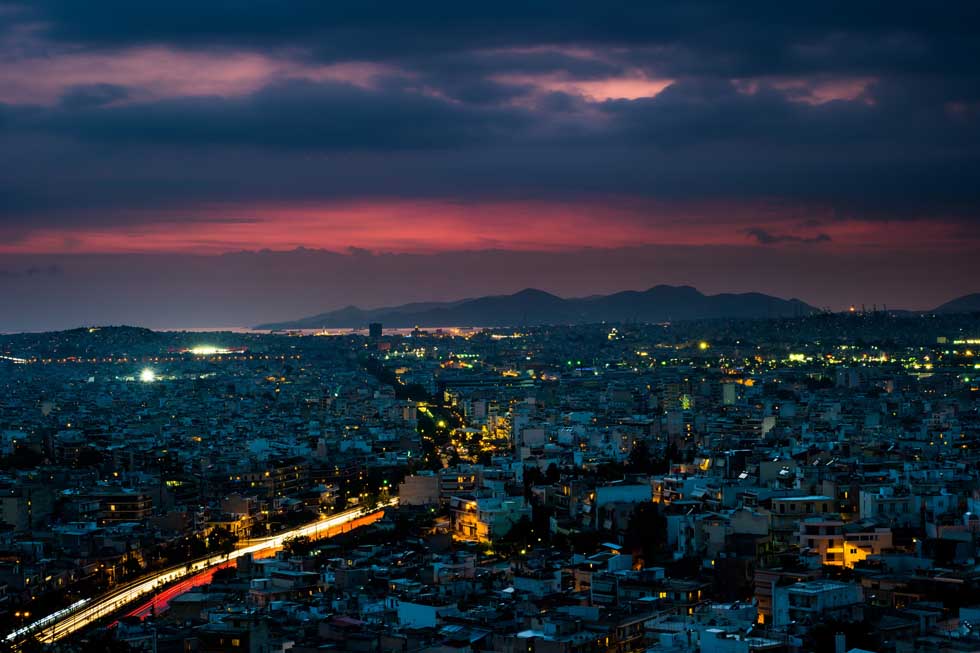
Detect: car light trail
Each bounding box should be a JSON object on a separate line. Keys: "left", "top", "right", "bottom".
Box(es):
{"left": 5, "top": 500, "right": 396, "bottom": 649}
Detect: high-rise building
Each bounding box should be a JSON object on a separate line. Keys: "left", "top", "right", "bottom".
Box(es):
{"left": 369, "top": 322, "right": 383, "bottom": 339}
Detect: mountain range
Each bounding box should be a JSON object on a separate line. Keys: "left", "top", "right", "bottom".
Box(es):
{"left": 256, "top": 287, "right": 980, "bottom": 330}
{"left": 254, "top": 285, "right": 820, "bottom": 329}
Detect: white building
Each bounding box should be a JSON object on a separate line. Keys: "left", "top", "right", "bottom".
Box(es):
{"left": 772, "top": 580, "right": 862, "bottom": 627}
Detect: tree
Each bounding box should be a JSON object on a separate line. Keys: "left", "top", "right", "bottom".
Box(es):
{"left": 523, "top": 466, "right": 543, "bottom": 496}
{"left": 0, "top": 447, "right": 44, "bottom": 470}
{"left": 626, "top": 441, "right": 653, "bottom": 473}
{"left": 623, "top": 502, "right": 667, "bottom": 566}
{"left": 544, "top": 463, "right": 560, "bottom": 484}
{"left": 496, "top": 516, "right": 534, "bottom": 556}
{"left": 283, "top": 535, "right": 316, "bottom": 558}
{"left": 568, "top": 529, "right": 602, "bottom": 555}
{"left": 475, "top": 450, "right": 493, "bottom": 466}
{"left": 531, "top": 505, "right": 554, "bottom": 545}
{"left": 208, "top": 526, "right": 238, "bottom": 553}
{"left": 76, "top": 447, "right": 104, "bottom": 468}
{"left": 212, "top": 566, "right": 238, "bottom": 584}
{"left": 124, "top": 555, "right": 142, "bottom": 576}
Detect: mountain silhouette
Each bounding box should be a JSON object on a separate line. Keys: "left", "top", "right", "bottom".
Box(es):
{"left": 932, "top": 293, "right": 980, "bottom": 314}
{"left": 255, "top": 285, "right": 817, "bottom": 329}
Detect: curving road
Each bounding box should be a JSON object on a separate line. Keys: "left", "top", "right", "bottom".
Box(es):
{"left": 6, "top": 500, "right": 396, "bottom": 648}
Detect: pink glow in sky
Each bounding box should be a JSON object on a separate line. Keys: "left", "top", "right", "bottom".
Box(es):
{"left": 0, "top": 2, "right": 975, "bottom": 326}
{"left": 0, "top": 199, "right": 968, "bottom": 256}
{"left": 494, "top": 72, "right": 674, "bottom": 101}
{"left": 732, "top": 76, "right": 877, "bottom": 105}
{"left": 0, "top": 46, "right": 400, "bottom": 104}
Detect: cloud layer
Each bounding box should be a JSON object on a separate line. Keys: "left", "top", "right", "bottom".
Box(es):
{"left": 0, "top": 1, "right": 977, "bottom": 323}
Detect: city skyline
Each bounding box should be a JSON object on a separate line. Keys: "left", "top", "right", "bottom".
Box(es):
{"left": 2, "top": 4, "right": 980, "bottom": 651}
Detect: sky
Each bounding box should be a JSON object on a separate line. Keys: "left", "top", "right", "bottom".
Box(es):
{"left": 1, "top": 2, "right": 978, "bottom": 330}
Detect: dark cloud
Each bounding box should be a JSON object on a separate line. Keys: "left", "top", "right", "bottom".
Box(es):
{"left": 33, "top": 78, "right": 534, "bottom": 150}
{"left": 423, "top": 49, "right": 626, "bottom": 80}
{"left": 0, "top": 263, "right": 63, "bottom": 278}
{"left": 742, "top": 228, "right": 831, "bottom": 245}
{"left": 8, "top": 2, "right": 979, "bottom": 77}
{"left": 58, "top": 83, "right": 130, "bottom": 110}
{"left": 1, "top": 82, "right": 977, "bottom": 230}
{"left": 0, "top": 0, "right": 975, "bottom": 239}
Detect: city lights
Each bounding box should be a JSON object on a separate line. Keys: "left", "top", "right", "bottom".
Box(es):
{"left": 3, "top": 312, "right": 980, "bottom": 649}
{"left": 188, "top": 346, "right": 236, "bottom": 355}
{"left": 0, "top": 0, "right": 975, "bottom": 648}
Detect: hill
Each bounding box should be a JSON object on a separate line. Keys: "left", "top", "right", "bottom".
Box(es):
{"left": 933, "top": 293, "right": 980, "bottom": 314}
{"left": 255, "top": 285, "right": 817, "bottom": 329}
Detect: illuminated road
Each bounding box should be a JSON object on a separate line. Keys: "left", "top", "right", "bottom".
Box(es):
{"left": 5, "top": 500, "right": 395, "bottom": 647}
{"left": 117, "top": 561, "right": 233, "bottom": 623}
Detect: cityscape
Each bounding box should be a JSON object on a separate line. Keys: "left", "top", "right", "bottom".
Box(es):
{"left": 1, "top": 2, "right": 980, "bottom": 653}
{"left": 0, "top": 310, "right": 979, "bottom": 653}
